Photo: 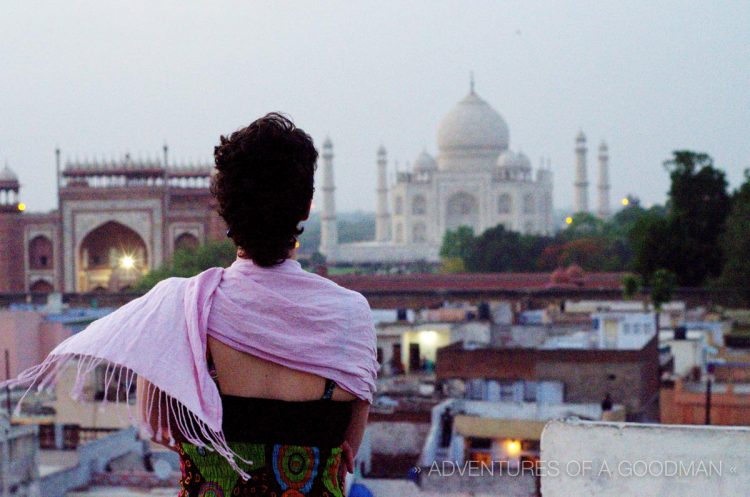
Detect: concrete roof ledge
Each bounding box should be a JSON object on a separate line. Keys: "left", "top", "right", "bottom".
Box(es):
{"left": 541, "top": 419, "right": 750, "bottom": 497}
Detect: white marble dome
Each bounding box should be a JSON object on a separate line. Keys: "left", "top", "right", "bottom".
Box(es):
{"left": 516, "top": 151, "right": 532, "bottom": 171}
{"left": 497, "top": 150, "right": 518, "bottom": 168}
{"left": 413, "top": 151, "right": 437, "bottom": 171}
{"left": 437, "top": 90, "right": 509, "bottom": 159}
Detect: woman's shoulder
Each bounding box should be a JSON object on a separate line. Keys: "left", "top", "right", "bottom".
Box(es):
{"left": 303, "top": 271, "right": 371, "bottom": 312}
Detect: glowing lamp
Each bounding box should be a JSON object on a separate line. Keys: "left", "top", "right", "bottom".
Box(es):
{"left": 565, "top": 216, "right": 573, "bottom": 225}
{"left": 119, "top": 255, "right": 136, "bottom": 269}
{"left": 504, "top": 439, "right": 522, "bottom": 457}
{"left": 621, "top": 197, "right": 630, "bottom": 206}
{"left": 17, "top": 203, "right": 26, "bottom": 212}
{"left": 419, "top": 330, "right": 439, "bottom": 346}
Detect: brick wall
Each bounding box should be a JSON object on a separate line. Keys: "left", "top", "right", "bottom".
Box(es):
{"left": 0, "top": 212, "right": 24, "bottom": 292}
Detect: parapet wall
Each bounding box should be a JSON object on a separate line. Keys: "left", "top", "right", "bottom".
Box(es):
{"left": 541, "top": 420, "right": 750, "bottom": 496}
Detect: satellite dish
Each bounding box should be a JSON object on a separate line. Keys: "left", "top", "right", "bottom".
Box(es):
{"left": 153, "top": 459, "right": 171, "bottom": 480}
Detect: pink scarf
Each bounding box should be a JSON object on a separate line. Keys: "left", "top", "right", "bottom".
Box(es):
{"left": 3, "top": 257, "right": 378, "bottom": 479}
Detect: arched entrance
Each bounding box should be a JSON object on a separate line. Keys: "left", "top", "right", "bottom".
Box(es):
{"left": 174, "top": 232, "right": 199, "bottom": 252}
{"left": 78, "top": 221, "right": 149, "bottom": 292}
{"left": 445, "top": 192, "right": 479, "bottom": 232}
{"left": 29, "top": 235, "right": 54, "bottom": 270}
{"left": 30, "top": 280, "right": 54, "bottom": 293}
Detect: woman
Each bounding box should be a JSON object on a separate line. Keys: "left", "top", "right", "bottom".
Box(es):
{"left": 6, "top": 113, "right": 378, "bottom": 496}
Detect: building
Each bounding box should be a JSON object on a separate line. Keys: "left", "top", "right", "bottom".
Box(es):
{"left": 0, "top": 308, "right": 71, "bottom": 378}
{"left": 414, "top": 398, "right": 624, "bottom": 496}
{"left": 436, "top": 316, "right": 660, "bottom": 420}
{"left": 321, "top": 81, "right": 560, "bottom": 264}
{"left": 0, "top": 152, "right": 225, "bottom": 293}
{"left": 0, "top": 417, "right": 39, "bottom": 497}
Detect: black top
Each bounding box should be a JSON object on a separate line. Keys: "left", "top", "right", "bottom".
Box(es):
{"left": 220, "top": 393, "right": 353, "bottom": 446}
{"left": 208, "top": 350, "right": 353, "bottom": 447}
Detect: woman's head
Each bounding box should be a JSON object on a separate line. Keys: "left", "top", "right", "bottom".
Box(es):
{"left": 211, "top": 113, "right": 318, "bottom": 267}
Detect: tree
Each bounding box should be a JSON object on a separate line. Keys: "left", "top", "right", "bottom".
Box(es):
{"left": 632, "top": 151, "right": 730, "bottom": 286}
{"left": 622, "top": 274, "right": 640, "bottom": 300}
{"left": 440, "top": 226, "right": 475, "bottom": 260}
{"left": 464, "top": 225, "right": 554, "bottom": 272}
{"left": 650, "top": 269, "right": 677, "bottom": 311}
{"left": 136, "top": 240, "right": 236, "bottom": 291}
{"left": 563, "top": 212, "right": 606, "bottom": 240}
{"left": 630, "top": 214, "right": 678, "bottom": 285}
{"left": 664, "top": 151, "right": 731, "bottom": 285}
{"left": 719, "top": 170, "right": 750, "bottom": 303}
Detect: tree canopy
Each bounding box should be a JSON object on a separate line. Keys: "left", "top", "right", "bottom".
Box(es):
{"left": 632, "top": 151, "right": 730, "bottom": 286}
{"left": 719, "top": 170, "right": 750, "bottom": 302}
{"left": 135, "top": 240, "right": 236, "bottom": 291}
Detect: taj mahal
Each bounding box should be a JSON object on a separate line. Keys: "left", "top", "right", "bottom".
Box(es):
{"left": 317, "top": 81, "right": 610, "bottom": 264}
{"left": 0, "top": 81, "right": 610, "bottom": 293}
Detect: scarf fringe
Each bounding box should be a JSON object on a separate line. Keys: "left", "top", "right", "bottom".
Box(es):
{"left": 3, "top": 354, "right": 253, "bottom": 480}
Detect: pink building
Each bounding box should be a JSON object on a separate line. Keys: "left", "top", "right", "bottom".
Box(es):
{"left": 0, "top": 310, "right": 71, "bottom": 378}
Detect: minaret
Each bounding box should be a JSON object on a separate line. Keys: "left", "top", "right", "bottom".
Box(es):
{"left": 375, "top": 145, "right": 391, "bottom": 242}
{"left": 597, "top": 141, "right": 611, "bottom": 218}
{"left": 319, "top": 137, "right": 338, "bottom": 256}
{"left": 574, "top": 131, "right": 589, "bottom": 213}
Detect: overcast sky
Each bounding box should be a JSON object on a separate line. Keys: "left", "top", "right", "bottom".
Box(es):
{"left": 2, "top": 1, "right": 748, "bottom": 215}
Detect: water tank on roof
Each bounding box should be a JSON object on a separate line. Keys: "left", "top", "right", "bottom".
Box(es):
{"left": 674, "top": 326, "right": 687, "bottom": 340}
{"left": 349, "top": 483, "right": 374, "bottom": 497}
{"left": 478, "top": 302, "right": 491, "bottom": 320}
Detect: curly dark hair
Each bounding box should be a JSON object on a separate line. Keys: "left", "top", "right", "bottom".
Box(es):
{"left": 210, "top": 113, "right": 318, "bottom": 267}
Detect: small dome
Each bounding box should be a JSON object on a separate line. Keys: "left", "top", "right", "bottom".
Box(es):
{"left": 413, "top": 151, "right": 437, "bottom": 171}
{"left": 566, "top": 264, "right": 585, "bottom": 283}
{"left": 377, "top": 144, "right": 387, "bottom": 156}
{"left": 497, "top": 150, "right": 532, "bottom": 180}
{"left": 322, "top": 137, "right": 333, "bottom": 149}
{"left": 437, "top": 90, "right": 509, "bottom": 158}
{"left": 516, "top": 151, "right": 532, "bottom": 171}
{"left": 497, "top": 150, "right": 518, "bottom": 168}
{"left": 550, "top": 267, "right": 570, "bottom": 285}
{"left": 0, "top": 164, "right": 18, "bottom": 182}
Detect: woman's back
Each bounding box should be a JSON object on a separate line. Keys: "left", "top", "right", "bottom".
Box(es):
{"left": 174, "top": 338, "right": 363, "bottom": 497}
{"left": 207, "top": 337, "right": 357, "bottom": 402}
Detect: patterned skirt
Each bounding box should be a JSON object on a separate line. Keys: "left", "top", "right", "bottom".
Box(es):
{"left": 177, "top": 441, "right": 345, "bottom": 497}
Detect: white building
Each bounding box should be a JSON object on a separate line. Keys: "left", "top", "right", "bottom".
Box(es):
{"left": 319, "top": 82, "right": 556, "bottom": 264}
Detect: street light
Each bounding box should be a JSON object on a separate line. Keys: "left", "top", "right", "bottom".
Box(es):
{"left": 621, "top": 197, "right": 630, "bottom": 207}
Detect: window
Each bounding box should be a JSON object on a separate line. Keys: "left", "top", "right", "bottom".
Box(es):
{"left": 497, "top": 193, "right": 512, "bottom": 214}
{"left": 412, "top": 223, "right": 427, "bottom": 243}
{"left": 523, "top": 193, "right": 535, "bottom": 214}
{"left": 395, "top": 223, "right": 403, "bottom": 243}
{"left": 29, "top": 235, "right": 53, "bottom": 270}
{"left": 523, "top": 381, "right": 537, "bottom": 402}
{"left": 412, "top": 195, "right": 426, "bottom": 215}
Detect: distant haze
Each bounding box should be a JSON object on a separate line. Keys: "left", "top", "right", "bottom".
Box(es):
{"left": 2, "top": 1, "right": 748, "bottom": 215}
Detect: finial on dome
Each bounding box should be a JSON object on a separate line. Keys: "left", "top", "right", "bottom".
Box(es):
{"left": 470, "top": 71, "right": 475, "bottom": 94}
{"left": 323, "top": 136, "right": 333, "bottom": 149}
